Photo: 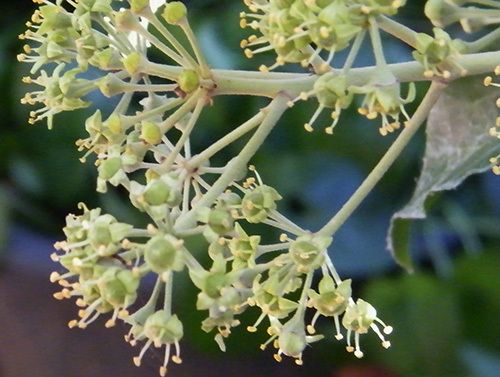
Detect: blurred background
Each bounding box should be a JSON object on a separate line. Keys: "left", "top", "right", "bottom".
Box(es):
{"left": 1, "top": 1, "right": 499, "bottom": 377}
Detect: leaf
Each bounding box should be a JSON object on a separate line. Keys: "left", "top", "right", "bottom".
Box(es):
{"left": 387, "top": 77, "right": 500, "bottom": 271}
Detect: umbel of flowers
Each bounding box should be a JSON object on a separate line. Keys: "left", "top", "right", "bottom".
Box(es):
{"left": 18, "top": 0, "right": 500, "bottom": 375}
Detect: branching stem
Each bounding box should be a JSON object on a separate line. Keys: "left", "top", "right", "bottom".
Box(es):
{"left": 318, "top": 81, "right": 446, "bottom": 237}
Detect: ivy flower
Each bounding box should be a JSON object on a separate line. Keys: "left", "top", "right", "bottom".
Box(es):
{"left": 21, "top": 65, "right": 93, "bottom": 129}
{"left": 352, "top": 69, "right": 416, "bottom": 136}
{"left": 342, "top": 299, "right": 393, "bottom": 358}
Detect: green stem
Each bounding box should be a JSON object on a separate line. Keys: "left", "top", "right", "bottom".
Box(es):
{"left": 161, "top": 94, "right": 206, "bottom": 170}
{"left": 369, "top": 18, "right": 387, "bottom": 67}
{"left": 466, "top": 27, "right": 500, "bottom": 53}
{"left": 188, "top": 110, "right": 266, "bottom": 168}
{"left": 135, "top": 26, "right": 187, "bottom": 67}
{"left": 143, "top": 8, "right": 199, "bottom": 68}
{"left": 126, "top": 97, "right": 184, "bottom": 124}
{"left": 163, "top": 271, "right": 173, "bottom": 314}
{"left": 302, "top": 45, "right": 329, "bottom": 73}
{"left": 471, "top": 0, "right": 500, "bottom": 8}
{"left": 213, "top": 51, "right": 500, "bottom": 97}
{"left": 318, "top": 81, "right": 446, "bottom": 237}
{"left": 95, "top": 16, "right": 134, "bottom": 54}
{"left": 342, "top": 31, "right": 366, "bottom": 74}
{"left": 180, "top": 19, "right": 211, "bottom": 78}
{"left": 377, "top": 16, "right": 419, "bottom": 48}
{"left": 142, "top": 51, "right": 500, "bottom": 98}
{"left": 174, "top": 94, "right": 290, "bottom": 231}
{"left": 159, "top": 89, "right": 202, "bottom": 133}
{"left": 457, "top": 8, "right": 500, "bottom": 18}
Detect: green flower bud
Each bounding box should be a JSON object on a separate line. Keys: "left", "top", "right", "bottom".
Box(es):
{"left": 278, "top": 320, "right": 307, "bottom": 359}
{"left": 88, "top": 217, "right": 113, "bottom": 246}
{"left": 412, "top": 28, "right": 465, "bottom": 77}
{"left": 162, "top": 1, "right": 187, "bottom": 25}
{"left": 178, "top": 69, "right": 200, "bottom": 93}
{"left": 98, "top": 157, "right": 122, "bottom": 180}
{"left": 130, "top": 0, "right": 150, "bottom": 14}
{"left": 123, "top": 51, "right": 143, "bottom": 75}
{"left": 114, "top": 9, "right": 139, "bottom": 31}
{"left": 38, "top": 4, "right": 73, "bottom": 34}
{"left": 89, "top": 47, "right": 123, "bottom": 70}
{"left": 308, "top": 277, "right": 351, "bottom": 316}
{"left": 142, "top": 180, "right": 169, "bottom": 206}
{"left": 424, "top": 0, "right": 460, "bottom": 28}
{"left": 252, "top": 275, "right": 298, "bottom": 318}
{"left": 144, "top": 311, "right": 184, "bottom": 344}
{"left": 203, "top": 271, "right": 229, "bottom": 299}
{"left": 97, "top": 73, "right": 126, "bottom": 97}
{"left": 207, "top": 208, "right": 234, "bottom": 235}
{"left": 228, "top": 223, "right": 260, "bottom": 269}
{"left": 218, "top": 191, "right": 241, "bottom": 207}
{"left": 241, "top": 185, "right": 282, "bottom": 223}
{"left": 140, "top": 121, "right": 163, "bottom": 145}
{"left": 290, "top": 234, "right": 332, "bottom": 273}
{"left": 208, "top": 240, "right": 232, "bottom": 260}
{"left": 199, "top": 206, "right": 235, "bottom": 238}
{"left": 141, "top": 174, "right": 182, "bottom": 208}
{"left": 314, "top": 73, "right": 353, "bottom": 109}
{"left": 144, "top": 234, "right": 185, "bottom": 274}
{"left": 98, "top": 267, "right": 140, "bottom": 308}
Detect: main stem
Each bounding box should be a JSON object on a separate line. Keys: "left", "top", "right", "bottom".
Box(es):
{"left": 318, "top": 81, "right": 446, "bottom": 237}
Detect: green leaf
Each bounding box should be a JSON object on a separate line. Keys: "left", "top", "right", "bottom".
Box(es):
{"left": 387, "top": 77, "right": 500, "bottom": 271}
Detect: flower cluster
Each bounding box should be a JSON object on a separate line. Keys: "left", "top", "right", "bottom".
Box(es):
{"left": 240, "top": 1, "right": 418, "bottom": 136}
{"left": 287, "top": 68, "right": 415, "bottom": 136}
{"left": 240, "top": 0, "right": 405, "bottom": 73}
{"left": 16, "top": 0, "right": 416, "bottom": 375}
{"left": 50, "top": 174, "right": 393, "bottom": 373}
{"left": 484, "top": 65, "right": 500, "bottom": 175}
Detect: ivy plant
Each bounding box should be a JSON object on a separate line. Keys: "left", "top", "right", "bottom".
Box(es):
{"left": 17, "top": 0, "right": 499, "bottom": 375}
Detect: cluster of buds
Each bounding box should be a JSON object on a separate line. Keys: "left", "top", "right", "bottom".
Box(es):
{"left": 19, "top": 0, "right": 401, "bottom": 375}
{"left": 48, "top": 167, "right": 393, "bottom": 373}
{"left": 484, "top": 66, "right": 500, "bottom": 175}
{"left": 240, "top": 0, "right": 405, "bottom": 72}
